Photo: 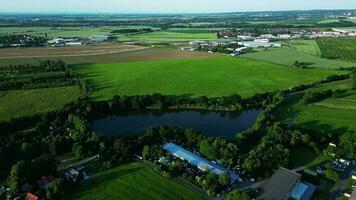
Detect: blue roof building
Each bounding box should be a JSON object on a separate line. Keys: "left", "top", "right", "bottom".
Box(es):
{"left": 163, "top": 143, "right": 238, "bottom": 183}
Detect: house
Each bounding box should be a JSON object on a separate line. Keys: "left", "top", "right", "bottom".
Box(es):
{"left": 278, "top": 34, "right": 292, "bottom": 40}
{"left": 65, "top": 166, "right": 90, "bottom": 183}
{"left": 230, "top": 47, "right": 249, "bottom": 56}
{"left": 163, "top": 143, "right": 239, "bottom": 184}
{"left": 37, "top": 175, "right": 54, "bottom": 189}
{"left": 65, "top": 42, "right": 83, "bottom": 46}
{"left": 237, "top": 35, "right": 254, "bottom": 41}
{"left": 25, "top": 192, "right": 39, "bottom": 200}
{"left": 257, "top": 168, "right": 316, "bottom": 200}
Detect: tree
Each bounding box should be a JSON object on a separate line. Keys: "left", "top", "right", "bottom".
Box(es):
{"left": 338, "top": 132, "right": 356, "bottom": 159}
{"left": 46, "top": 178, "right": 66, "bottom": 200}
{"left": 226, "top": 189, "right": 251, "bottom": 200}
{"left": 352, "top": 69, "right": 356, "bottom": 89}
{"left": 219, "top": 171, "right": 231, "bottom": 186}
{"left": 142, "top": 145, "right": 151, "bottom": 160}
{"left": 325, "top": 169, "right": 340, "bottom": 183}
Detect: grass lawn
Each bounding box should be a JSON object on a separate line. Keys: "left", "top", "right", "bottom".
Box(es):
{"left": 0, "top": 86, "right": 81, "bottom": 122}
{"left": 74, "top": 56, "right": 345, "bottom": 100}
{"left": 317, "top": 38, "right": 356, "bottom": 62}
{"left": 241, "top": 48, "right": 356, "bottom": 69}
{"left": 120, "top": 31, "right": 217, "bottom": 41}
{"left": 277, "top": 80, "right": 356, "bottom": 134}
{"left": 63, "top": 162, "right": 203, "bottom": 200}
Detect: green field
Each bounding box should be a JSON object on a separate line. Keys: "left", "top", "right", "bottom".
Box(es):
{"left": 0, "top": 26, "right": 159, "bottom": 38}
{"left": 241, "top": 48, "right": 356, "bottom": 69}
{"left": 0, "top": 86, "right": 81, "bottom": 122}
{"left": 317, "top": 38, "right": 356, "bottom": 61}
{"left": 277, "top": 80, "right": 356, "bottom": 134}
{"left": 120, "top": 31, "right": 217, "bottom": 41}
{"left": 283, "top": 40, "right": 322, "bottom": 57}
{"left": 64, "top": 162, "right": 203, "bottom": 200}
{"left": 74, "top": 56, "right": 345, "bottom": 100}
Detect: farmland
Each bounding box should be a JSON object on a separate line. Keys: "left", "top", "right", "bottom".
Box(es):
{"left": 120, "top": 31, "right": 217, "bottom": 42}
{"left": 283, "top": 40, "right": 322, "bottom": 56}
{"left": 0, "top": 86, "right": 81, "bottom": 122}
{"left": 317, "top": 38, "right": 356, "bottom": 61}
{"left": 241, "top": 48, "right": 356, "bottom": 69}
{"left": 0, "top": 26, "right": 159, "bottom": 38}
{"left": 63, "top": 162, "right": 203, "bottom": 200}
{"left": 0, "top": 47, "right": 213, "bottom": 65}
{"left": 276, "top": 79, "right": 356, "bottom": 134}
{"left": 74, "top": 56, "right": 345, "bottom": 100}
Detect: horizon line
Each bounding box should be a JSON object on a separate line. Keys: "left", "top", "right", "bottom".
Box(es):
{"left": 0, "top": 8, "right": 355, "bottom": 16}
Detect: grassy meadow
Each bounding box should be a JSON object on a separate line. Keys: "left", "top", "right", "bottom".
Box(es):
{"left": 241, "top": 48, "right": 356, "bottom": 69}
{"left": 63, "top": 162, "right": 203, "bottom": 200}
{"left": 317, "top": 38, "right": 356, "bottom": 61}
{"left": 74, "top": 56, "right": 345, "bottom": 100}
{"left": 277, "top": 79, "right": 356, "bottom": 134}
{"left": 0, "top": 86, "right": 81, "bottom": 122}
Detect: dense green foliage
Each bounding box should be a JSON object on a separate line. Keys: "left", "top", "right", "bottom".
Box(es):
{"left": 317, "top": 38, "right": 356, "bottom": 61}
{"left": 0, "top": 60, "right": 77, "bottom": 91}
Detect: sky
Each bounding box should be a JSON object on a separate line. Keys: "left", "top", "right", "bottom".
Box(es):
{"left": 0, "top": 0, "right": 355, "bottom": 14}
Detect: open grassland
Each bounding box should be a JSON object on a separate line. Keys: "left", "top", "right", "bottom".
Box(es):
{"left": 63, "top": 162, "right": 203, "bottom": 200}
{"left": 241, "top": 48, "right": 356, "bottom": 69}
{"left": 0, "top": 86, "right": 81, "bottom": 122}
{"left": 283, "top": 40, "right": 322, "bottom": 57}
{"left": 277, "top": 80, "right": 356, "bottom": 134}
{"left": 0, "top": 26, "right": 159, "bottom": 38}
{"left": 120, "top": 31, "right": 217, "bottom": 41}
{"left": 290, "top": 146, "right": 329, "bottom": 168}
{"left": 75, "top": 56, "right": 345, "bottom": 100}
{"left": 0, "top": 48, "right": 212, "bottom": 66}
{"left": 317, "top": 38, "right": 356, "bottom": 61}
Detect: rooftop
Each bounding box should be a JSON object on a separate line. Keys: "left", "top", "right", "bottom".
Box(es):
{"left": 163, "top": 143, "right": 238, "bottom": 183}
{"left": 257, "top": 168, "right": 301, "bottom": 200}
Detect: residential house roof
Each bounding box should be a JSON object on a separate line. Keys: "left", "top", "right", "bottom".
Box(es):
{"left": 25, "top": 192, "right": 39, "bottom": 200}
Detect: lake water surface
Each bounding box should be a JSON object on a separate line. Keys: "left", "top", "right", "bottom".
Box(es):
{"left": 92, "top": 109, "right": 262, "bottom": 139}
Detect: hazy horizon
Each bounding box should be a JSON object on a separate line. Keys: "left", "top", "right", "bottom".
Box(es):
{"left": 0, "top": 0, "right": 355, "bottom": 14}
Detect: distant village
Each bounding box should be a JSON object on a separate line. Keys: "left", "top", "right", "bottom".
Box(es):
{"left": 181, "top": 27, "right": 356, "bottom": 56}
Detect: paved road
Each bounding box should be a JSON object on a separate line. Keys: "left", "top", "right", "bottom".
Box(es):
{"left": 328, "top": 163, "right": 355, "bottom": 200}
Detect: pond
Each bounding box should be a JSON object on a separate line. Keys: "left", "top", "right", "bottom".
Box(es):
{"left": 92, "top": 109, "right": 262, "bottom": 139}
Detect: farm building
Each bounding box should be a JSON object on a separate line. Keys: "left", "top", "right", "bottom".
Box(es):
{"left": 238, "top": 41, "right": 281, "bottom": 48}
{"left": 212, "top": 39, "right": 237, "bottom": 46}
{"left": 189, "top": 40, "right": 210, "bottom": 46}
{"left": 163, "top": 143, "right": 239, "bottom": 184}
{"left": 257, "top": 168, "right": 316, "bottom": 200}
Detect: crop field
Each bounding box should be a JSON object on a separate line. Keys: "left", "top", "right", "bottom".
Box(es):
{"left": 120, "top": 31, "right": 217, "bottom": 41}
{"left": 241, "top": 48, "right": 356, "bottom": 69}
{"left": 277, "top": 80, "right": 356, "bottom": 134}
{"left": 0, "top": 86, "right": 81, "bottom": 122}
{"left": 74, "top": 56, "right": 345, "bottom": 100}
{"left": 63, "top": 162, "right": 203, "bottom": 200}
{"left": 0, "top": 48, "right": 213, "bottom": 66}
{"left": 0, "top": 44, "right": 145, "bottom": 59}
{"left": 317, "top": 38, "right": 356, "bottom": 61}
{"left": 0, "top": 26, "right": 159, "bottom": 38}
{"left": 283, "top": 40, "right": 322, "bottom": 56}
